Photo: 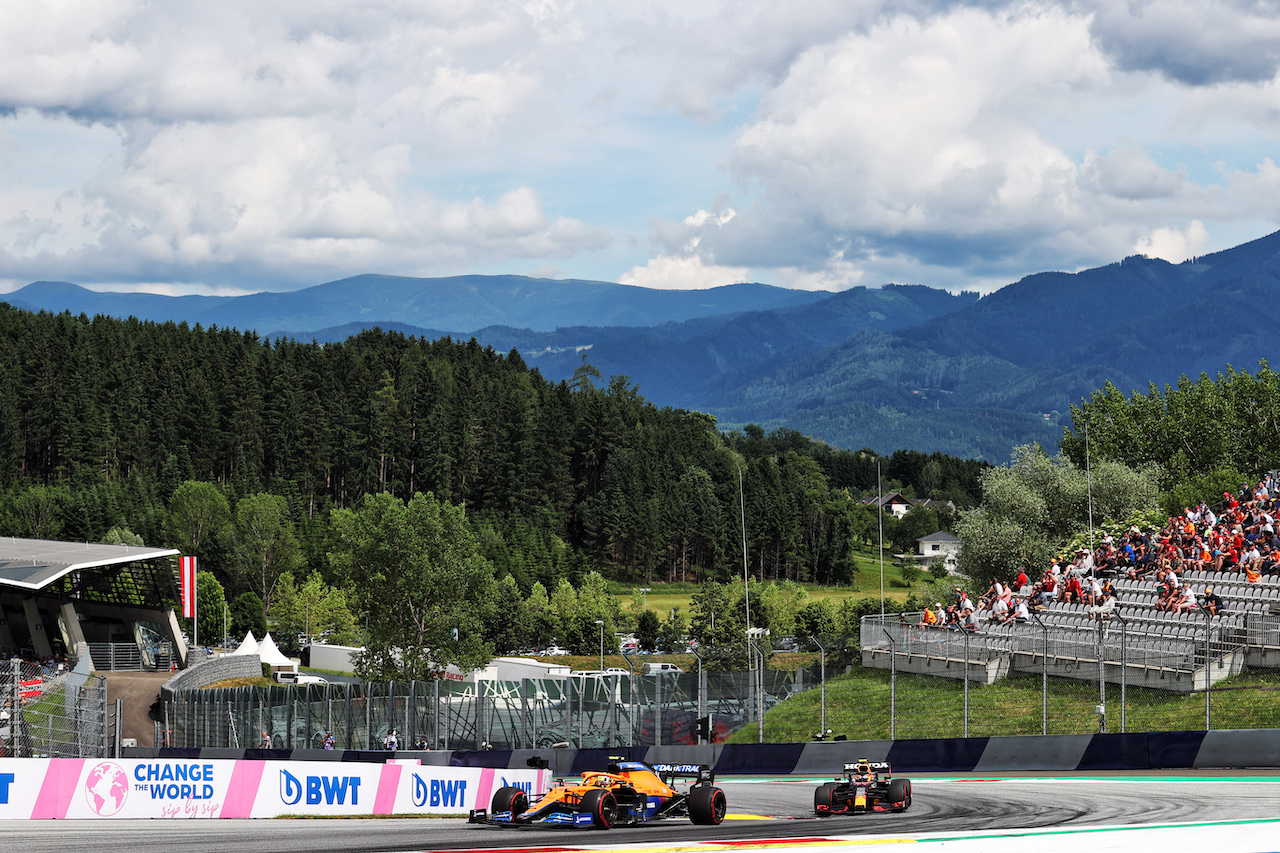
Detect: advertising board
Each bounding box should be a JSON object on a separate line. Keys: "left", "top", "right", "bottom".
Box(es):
{"left": 0, "top": 758, "right": 546, "bottom": 819}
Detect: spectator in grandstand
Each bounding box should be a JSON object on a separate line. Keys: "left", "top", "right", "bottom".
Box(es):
{"left": 1096, "top": 543, "right": 1120, "bottom": 577}
{"left": 991, "top": 595, "right": 1010, "bottom": 624}
{"left": 1014, "top": 570, "right": 1030, "bottom": 594}
{"left": 959, "top": 605, "right": 980, "bottom": 632}
{"left": 1012, "top": 596, "right": 1031, "bottom": 624}
{"left": 917, "top": 606, "right": 938, "bottom": 627}
{"left": 1062, "top": 573, "right": 1084, "bottom": 604}
{"left": 1127, "top": 540, "right": 1155, "bottom": 579}
{"left": 1241, "top": 542, "right": 1263, "bottom": 573}
{"left": 323, "top": 733, "right": 336, "bottom": 750}
{"left": 1202, "top": 586, "right": 1225, "bottom": 616}
{"left": 1085, "top": 576, "right": 1103, "bottom": 605}
{"left": 1088, "top": 588, "right": 1116, "bottom": 621}
{"left": 1172, "top": 586, "right": 1198, "bottom": 613}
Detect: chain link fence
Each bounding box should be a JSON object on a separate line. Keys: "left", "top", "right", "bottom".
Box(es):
{"left": 1, "top": 658, "right": 110, "bottom": 757}
{"left": 854, "top": 609, "right": 1280, "bottom": 738}
{"left": 163, "top": 654, "right": 806, "bottom": 751}
{"left": 158, "top": 606, "right": 1280, "bottom": 750}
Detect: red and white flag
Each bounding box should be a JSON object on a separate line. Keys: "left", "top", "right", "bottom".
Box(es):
{"left": 180, "top": 556, "right": 198, "bottom": 619}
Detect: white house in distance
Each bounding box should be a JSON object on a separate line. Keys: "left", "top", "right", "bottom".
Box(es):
{"left": 862, "top": 491, "right": 915, "bottom": 519}
{"left": 862, "top": 493, "right": 957, "bottom": 520}
{"left": 916, "top": 531, "right": 961, "bottom": 572}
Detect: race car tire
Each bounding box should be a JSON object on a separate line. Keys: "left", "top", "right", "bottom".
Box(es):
{"left": 813, "top": 782, "right": 837, "bottom": 815}
{"left": 491, "top": 786, "right": 529, "bottom": 817}
{"left": 689, "top": 785, "right": 727, "bottom": 824}
{"left": 581, "top": 788, "right": 617, "bottom": 828}
{"left": 887, "top": 778, "right": 910, "bottom": 810}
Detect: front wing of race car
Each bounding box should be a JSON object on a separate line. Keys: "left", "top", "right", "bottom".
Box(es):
{"left": 815, "top": 784, "right": 901, "bottom": 814}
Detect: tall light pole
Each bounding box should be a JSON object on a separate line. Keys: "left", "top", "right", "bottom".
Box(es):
{"left": 878, "top": 460, "right": 885, "bottom": 618}
{"left": 595, "top": 620, "right": 604, "bottom": 671}
{"left": 639, "top": 588, "right": 651, "bottom": 611}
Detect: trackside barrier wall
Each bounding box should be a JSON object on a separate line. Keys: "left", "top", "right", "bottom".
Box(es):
{"left": 126, "top": 727, "right": 1280, "bottom": 775}
{"left": 0, "top": 757, "right": 545, "bottom": 819}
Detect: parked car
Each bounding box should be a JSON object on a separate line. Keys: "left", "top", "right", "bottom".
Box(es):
{"left": 641, "top": 662, "right": 683, "bottom": 675}
{"left": 274, "top": 670, "right": 327, "bottom": 685}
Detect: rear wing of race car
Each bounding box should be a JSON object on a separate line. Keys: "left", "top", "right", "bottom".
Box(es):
{"left": 650, "top": 762, "right": 716, "bottom": 786}
{"left": 843, "top": 761, "right": 891, "bottom": 774}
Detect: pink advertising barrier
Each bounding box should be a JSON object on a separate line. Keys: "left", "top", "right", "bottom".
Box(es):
{"left": 0, "top": 758, "right": 546, "bottom": 819}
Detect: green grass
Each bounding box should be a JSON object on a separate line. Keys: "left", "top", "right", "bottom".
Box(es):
{"left": 607, "top": 548, "right": 921, "bottom": 619}
{"left": 726, "top": 666, "right": 1280, "bottom": 743}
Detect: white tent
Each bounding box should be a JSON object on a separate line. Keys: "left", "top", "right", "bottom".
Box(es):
{"left": 256, "top": 633, "right": 297, "bottom": 670}
{"left": 228, "top": 631, "right": 258, "bottom": 656}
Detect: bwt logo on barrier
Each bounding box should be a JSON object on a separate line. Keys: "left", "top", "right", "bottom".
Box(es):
{"left": 411, "top": 774, "right": 468, "bottom": 808}
{"left": 0, "top": 773, "right": 13, "bottom": 805}
{"left": 499, "top": 777, "right": 532, "bottom": 797}
{"left": 279, "top": 769, "right": 362, "bottom": 806}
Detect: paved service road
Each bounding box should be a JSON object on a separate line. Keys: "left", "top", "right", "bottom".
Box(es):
{"left": 1, "top": 776, "right": 1277, "bottom": 853}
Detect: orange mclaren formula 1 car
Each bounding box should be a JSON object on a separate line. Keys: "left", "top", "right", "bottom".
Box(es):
{"left": 468, "top": 757, "right": 727, "bottom": 829}
{"left": 813, "top": 760, "right": 912, "bottom": 815}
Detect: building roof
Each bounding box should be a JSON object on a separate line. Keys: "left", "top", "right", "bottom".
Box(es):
{"left": 862, "top": 492, "right": 914, "bottom": 508}
{"left": 0, "top": 537, "right": 180, "bottom": 591}
{"left": 917, "top": 531, "right": 961, "bottom": 544}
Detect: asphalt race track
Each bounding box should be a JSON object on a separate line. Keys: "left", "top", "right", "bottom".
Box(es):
{"left": 2, "top": 775, "right": 1278, "bottom": 853}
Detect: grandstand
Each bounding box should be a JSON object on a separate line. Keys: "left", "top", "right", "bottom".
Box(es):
{"left": 860, "top": 574, "right": 1280, "bottom": 694}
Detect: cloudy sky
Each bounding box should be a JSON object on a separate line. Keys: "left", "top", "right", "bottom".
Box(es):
{"left": 2, "top": 1, "right": 1280, "bottom": 296}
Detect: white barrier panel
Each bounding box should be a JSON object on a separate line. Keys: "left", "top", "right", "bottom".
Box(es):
{"left": 0, "top": 758, "right": 546, "bottom": 819}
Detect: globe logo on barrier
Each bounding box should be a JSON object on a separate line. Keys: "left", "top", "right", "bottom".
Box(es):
{"left": 84, "top": 761, "right": 129, "bottom": 816}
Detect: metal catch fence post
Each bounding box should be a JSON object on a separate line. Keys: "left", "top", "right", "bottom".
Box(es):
{"left": 881, "top": 628, "right": 896, "bottom": 740}
{"left": 1030, "top": 611, "right": 1048, "bottom": 735}
{"left": 963, "top": 628, "right": 970, "bottom": 738}
{"left": 1205, "top": 608, "right": 1213, "bottom": 730}
{"left": 811, "top": 635, "right": 826, "bottom": 738}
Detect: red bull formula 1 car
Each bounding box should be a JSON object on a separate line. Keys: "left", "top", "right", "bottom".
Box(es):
{"left": 814, "top": 760, "right": 911, "bottom": 815}
{"left": 469, "top": 757, "right": 727, "bottom": 829}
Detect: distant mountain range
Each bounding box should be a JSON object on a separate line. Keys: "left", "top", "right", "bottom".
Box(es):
{"left": 10, "top": 229, "right": 1280, "bottom": 462}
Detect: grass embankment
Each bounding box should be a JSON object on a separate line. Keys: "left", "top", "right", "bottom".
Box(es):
{"left": 608, "top": 546, "right": 918, "bottom": 617}
{"left": 726, "top": 667, "right": 1280, "bottom": 743}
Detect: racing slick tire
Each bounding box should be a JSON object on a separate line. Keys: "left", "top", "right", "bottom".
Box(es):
{"left": 813, "top": 782, "right": 837, "bottom": 815}
{"left": 581, "top": 788, "right": 618, "bottom": 828}
{"left": 887, "top": 778, "right": 911, "bottom": 811}
{"left": 689, "top": 785, "right": 727, "bottom": 825}
{"left": 491, "top": 786, "right": 529, "bottom": 817}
